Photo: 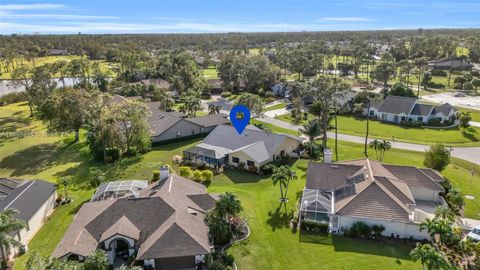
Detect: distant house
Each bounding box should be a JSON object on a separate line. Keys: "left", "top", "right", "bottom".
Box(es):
{"left": 47, "top": 49, "right": 68, "bottom": 56}
{"left": 0, "top": 178, "right": 57, "bottom": 259}
{"left": 271, "top": 82, "right": 285, "bottom": 96}
{"left": 428, "top": 58, "right": 473, "bottom": 70}
{"left": 301, "top": 90, "right": 357, "bottom": 112}
{"left": 207, "top": 79, "right": 223, "bottom": 94}
{"left": 300, "top": 159, "right": 446, "bottom": 239}
{"left": 365, "top": 95, "right": 456, "bottom": 124}
{"left": 183, "top": 125, "right": 303, "bottom": 171}
{"left": 110, "top": 95, "right": 230, "bottom": 144}
{"left": 53, "top": 172, "right": 216, "bottom": 269}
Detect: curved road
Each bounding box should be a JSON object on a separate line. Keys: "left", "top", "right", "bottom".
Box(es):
{"left": 256, "top": 116, "right": 480, "bottom": 165}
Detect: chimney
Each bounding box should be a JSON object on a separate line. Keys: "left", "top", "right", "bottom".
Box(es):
{"left": 323, "top": 148, "right": 332, "bottom": 163}
{"left": 159, "top": 165, "right": 170, "bottom": 181}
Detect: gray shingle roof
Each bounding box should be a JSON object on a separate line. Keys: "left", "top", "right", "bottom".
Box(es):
{"left": 383, "top": 165, "right": 445, "bottom": 191}
{"left": 185, "top": 113, "right": 229, "bottom": 127}
{"left": 410, "top": 104, "right": 433, "bottom": 116}
{"left": 377, "top": 96, "right": 417, "bottom": 115}
{"left": 306, "top": 163, "right": 363, "bottom": 191}
{"left": 0, "top": 179, "right": 56, "bottom": 222}
{"left": 432, "top": 103, "right": 454, "bottom": 116}
{"left": 187, "top": 125, "right": 302, "bottom": 160}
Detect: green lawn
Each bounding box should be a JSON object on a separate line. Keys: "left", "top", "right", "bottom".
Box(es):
{"left": 458, "top": 107, "right": 480, "bottom": 122}
{"left": 251, "top": 119, "right": 301, "bottom": 136}
{"left": 264, "top": 102, "right": 287, "bottom": 111}
{"left": 2, "top": 102, "right": 480, "bottom": 269}
{"left": 202, "top": 67, "right": 219, "bottom": 79}
{"left": 275, "top": 113, "right": 480, "bottom": 146}
{"left": 0, "top": 56, "right": 116, "bottom": 79}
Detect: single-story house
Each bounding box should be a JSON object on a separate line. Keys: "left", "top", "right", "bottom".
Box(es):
{"left": 110, "top": 95, "right": 230, "bottom": 143}
{"left": 302, "top": 90, "right": 356, "bottom": 112}
{"left": 207, "top": 79, "right": 223, "bottom": 94}
{"left": 47, "top": 49, "right": 68, "bottom": 56}
{"left": 300, "top": 158, "right": 446, "bottom": 240}
{"left": 364, "top": 95, "right": 456, "bottom": 124}
{"left": 0, "top": 178, "right": 57, "bottom": 259}
{"left": 428, "top": 58, "right": 473, "bottom": 70}
{"left": 53, "top": 172, "right": 217, "bottom": 269}
{"left": 183, "top": 125, "right": 303, "bottom": 171}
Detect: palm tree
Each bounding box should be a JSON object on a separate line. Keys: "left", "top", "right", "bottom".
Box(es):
{"left": 208, "top": 104, "right": 222, "bottom": 115}
{"left": 84, "top": 250, "right": 108, "bottom": 270}
{"left": 369, "top": 139, "right": 381, "bottom": 160}
{"left": 410, "top": 243, "right": 450, "bottom": 270}
{"left": 271, "top": 166, "right": 297, "bottom": 202}
{"left": 183, "top": 94, "right": 202, "bottom": 117}
{"left": 378, "top": 140, "right": 392, "bottom": 161}
{"left": 434, "top": 205, "right": 455, "bottom": 222}
{"left": 299, "top": 119, "right": 321, "bottom": 159}
{"left": 446, "top": 187, "right": 465, "bottom": 214}
{"left": 215, "top": 192, "right": 243, "bottom": 220}
{"left": 419, "top": 218, "right": 452, "bottom": 244}
{"left": 0, "top": 209, "right": 26, "bottom": 258}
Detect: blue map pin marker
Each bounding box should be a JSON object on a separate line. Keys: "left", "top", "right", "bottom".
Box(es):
{"left": 229, "top": 105, "right": 251, "bottom": 135}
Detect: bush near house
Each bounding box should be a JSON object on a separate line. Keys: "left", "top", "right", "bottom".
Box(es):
{"left": 350, "top": 222, "right": 371, "bottom": 238}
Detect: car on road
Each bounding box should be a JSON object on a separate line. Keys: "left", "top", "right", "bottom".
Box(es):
{"left": 467, "top": 226, "right": 480, "bottom": 242}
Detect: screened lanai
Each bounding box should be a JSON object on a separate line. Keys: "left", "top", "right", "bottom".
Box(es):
{"left": 299, "top": 188, "right": 333, "bottom": 224}
{"left": 91, "top": 180, "right": 148, "bottom": 202}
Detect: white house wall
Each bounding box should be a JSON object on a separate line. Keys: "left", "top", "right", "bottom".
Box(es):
{"left": 338, "top": 216, "right": 430, "bottom": 240}
{"left": 410, "top": 188, "right": 439, "bottom": 201}
{"left": 152, "top": 120, "right": 204, "bottom": 142}
{"left": 23, "top": 192, "right": 57, "bottom": 245}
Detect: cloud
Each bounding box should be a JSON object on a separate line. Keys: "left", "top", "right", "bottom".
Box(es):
{"left": 0, "top": 13, "right": 119, "bottom": 20}
{"left": 319, "top": 17, "right": 373, "bottom": 22}
{"left": 0, "top": 3, "right": 65, "bottom": 11}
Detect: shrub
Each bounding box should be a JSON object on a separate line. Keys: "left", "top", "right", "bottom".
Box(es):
{"left": 372, "top": 225, "right": 385, "bottom": 237}
{"left": 152, "top": 170, "right": 160, "bottom": 182}
{"left": 431, "top": 69, "right": 447, "bottom": 76}
{"left": 179, "top": 166, "right": 193, "bottom": 178}
{"left": 192, "top": 170, "right": 203, "bottom": 181}
{"left": 247, "top": 165, "right": 258, "bottom": 173}
{"left": 125, "top": 147, "right": 137, "bottom": 157}
{"left": 105, "top": 148, "right": 121, "bottom": 161}
{"left": 224, "top": 254, "right": 235, "bottom": 267}
{"left": 350, "top": 222, "right": 371, "bottom": 238}
{"left": 221, "top": 91, "right": 232, "bottom": 98}
{"left": 471, "top": 70, "right": 480, "bottom": 77}
{"left": 427, "top": 82, "right": 445, "bottom": 89}
{"left": 260, "top": 164, "right": 277, "bottom": 175}
{"left": 400, "top": 120, "right": 423, "bottom": 127}
{"left": 265, "top": 97, "right": 276, "bottom": 103}
{"left": 172, "top": 155, "right": 182, "bottom": 164}
{"left": 463, "top": 82, "right": 474, "bottom": 90}
{"left": 201, "top": 170, "right": 213, "bottom": 181}
{"left": 427, "top": 118, "right": 442, "bottom": 126}
{"left": 0, "top": 92, "right": 28, "bottom": 105}
{"left": 238, "top": 161, "right": 246, "bottom": 170}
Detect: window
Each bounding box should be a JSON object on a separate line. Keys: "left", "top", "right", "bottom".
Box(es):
{"left": 176, "top": 131, "right": 181, "bottom": 137}
{"left": 280, "top": 150, "right": 286, "bottom": 157}
{"left": 418, "top": 116, "right": 423, "bottom": 122}
{"left": 232, "top": 157, "right": 240, "bottom": 163}
{"left": 369, "top": 110, "right": 374, "bottom": 116}
{"left": 247, "top": 160, "right": 255, "bottom": 166}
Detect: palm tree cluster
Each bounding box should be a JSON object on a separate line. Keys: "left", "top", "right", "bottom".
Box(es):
{"left": 207, "top": 192, "right": 244, "bottom": 246}
{"left": 412, "top": 205, "right": 479, "bottom": 269}
{"left": 271, "top": 166, "right": 297, "bottom": 203}
{"left": 368, "top": 139, "right": 392, "bottom": 161}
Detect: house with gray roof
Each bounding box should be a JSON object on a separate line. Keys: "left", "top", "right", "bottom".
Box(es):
{"left": 0, "top": 178, "right": 57, "bottom": 259}
{"left": 300, "top": 159, "right": 446, "bottom": 240}
{"left": 53, "top": 173, "right": 216, "bottom": 269}
{"left": 183, "top": 125, "right": 303, "bottom": 171}
{"left": 364, "top": 95, "right": 456, "bottom": 125}
{"left": 111, "top": 95, "right": 230, "bottom": 144}
{"left": 428, "top": 58, "right": 473, "bottom": 70}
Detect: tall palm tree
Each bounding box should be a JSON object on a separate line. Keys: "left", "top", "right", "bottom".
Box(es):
{"left": 183, "top": 94, "right": 202, "bottom": 117}
{"left": 271, "top": 166, "right": 297, "bottom": 202}
{"left": 0, "top": 209, "right": 26, "bottom": 259}
{"left": 208, "top": 104, "right": 222, "bottom": 115}
{"left": 299, "top": 119, "right": 321, "bottom": 159}
{"left": 410, "top": 243, "right": 450, "bottom": 270}
{"left": 215, "top": 192, "right": 243, "bottom": 220}
{"left": 434, "top": 205, "right": 455, "bottom": 223}
{"left": 419, "top": 218, "right": 452, "bottom": 244}
{"left": 379, "top": 140, "right": 392, "bottom": 162}
{"left": 84, "top": 250, "right": 108, "bottom": 270}
{"left": 369, "top": 139, "right": 381, "bottom": 160}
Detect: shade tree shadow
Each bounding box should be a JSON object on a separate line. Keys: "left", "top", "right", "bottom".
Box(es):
{"left": 266, "top": 202, "right": 291, "bottom": 231}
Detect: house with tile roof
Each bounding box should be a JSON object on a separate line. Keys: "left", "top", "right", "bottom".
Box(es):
{"left": 183, "top": 125, "right": 303, "bottom": 171}
{"left": 299, "top": 159, "right": 447, "bottom": 240}
{"left": 365, "top": 95, "right": 456, "bottom": 125}
{"left": 53, "top": 173, "right": 216, "bottom": 269}
{"left": 0, "top": 178, "right": 57, "bottom": 259}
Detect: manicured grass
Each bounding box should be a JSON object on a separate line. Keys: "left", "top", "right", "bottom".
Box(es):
{"left": 251, "top": 119, "right": 301, "bottom": 136}
{"left": 264, "top": 102, "right": 287, "bottom": 111}
{"left": 202, "top": 67, "right": 219, "bottom": 79}
{"left": 275, "top": 113, "right": 480, "bottom": 146}
{"left": 0, "top": 56, "right": 116, "bottom": 79}
{"left": 458, "top": 107, "right": 480, "bottom": 122}
{"left": 2, "top": 102, "right": 480, "bottom": 269}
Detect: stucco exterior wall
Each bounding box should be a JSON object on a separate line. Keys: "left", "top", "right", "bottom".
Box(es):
{"left": 337, "top": 215, "right": 429, "bottom": 240}
{"left": 151, "top": 120, "right": 203, "bottom": 142}
{"left": 410, "top": 188, "right": 439, "bottom": 201}
{"left": 23, "top": 192, "right": 57, "bottom": 245}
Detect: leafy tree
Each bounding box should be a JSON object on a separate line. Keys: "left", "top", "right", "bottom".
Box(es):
{"left": 388, "top": 83, "right": 416, "bottom": 98}
{"left": 300, "top": 119, "right": 322, "bottom": 158}
{"left": 424, "top": 144, "right": 450, "bottom": 172}
{"left": 421, "top": 71, "right": 433, "bottom": 90}
{"left": 181, "top": 91, "right": 202, "bottom": 116}
{"left": 459, "top": 111, "right": 472, "bottom": 132}
{"left": 0, "top": 209, "right": 26, "bottom": 258}
{"left": 113, "top": 100, "right": 152, "bottom": 152}
{"left": 271, "top": 166, "right": 297, "bottom": 202}
{"left": 152, "top": 87, "right": 174, "bottom": 111}
{"left": 373, "top": 61, "right": 395, "bottom": 90}
{"left": 446, "top": 187, "right": 465, "bottom": 214}
{"left": 410, "top": 243, "right": 450, "bottom": 270}
{"left": 215, "top": 192, "right": 243, "bottom": 220}
{"left": 208, "top": 104, "right": 222, "bottom": 115}
{"left": 11, "top": 65, "right": 34, "bottom": 116}
{"left": 236, "top": 93, "right": 263, "bottom": 116}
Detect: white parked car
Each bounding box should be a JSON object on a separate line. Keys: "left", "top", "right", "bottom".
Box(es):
{"left": 467, "top": 226, "right": 480, "bottom": 242}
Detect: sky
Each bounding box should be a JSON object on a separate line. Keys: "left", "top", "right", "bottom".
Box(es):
{"left": 0, "top": 0, "right": 479, "bottom": 34}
